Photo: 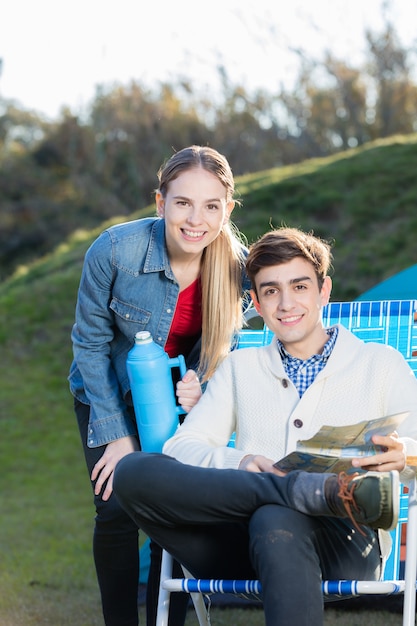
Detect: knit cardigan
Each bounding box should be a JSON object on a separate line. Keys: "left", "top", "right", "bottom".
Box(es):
{"left": 165, "top": 325, "right": 417, "bottom": 480}
{"left": 165, "top": 325, "right": 417, "bottom": 566}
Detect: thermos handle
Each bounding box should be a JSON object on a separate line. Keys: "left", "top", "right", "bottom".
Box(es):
{"left": 168, "top": 354, "right": 187, "bottom": 416}
{"left": 169, "top": 354, "right": 187, "bottom": 378}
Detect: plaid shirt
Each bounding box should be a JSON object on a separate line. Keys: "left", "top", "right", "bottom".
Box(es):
{"left": 277, "top": 326, "right": 339, "bottom": 397}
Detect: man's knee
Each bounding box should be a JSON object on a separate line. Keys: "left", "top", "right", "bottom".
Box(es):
{"left": 113, "top": 451, "right": 142, "bottom": 503}
{"left": 250, "top": 504, "right": 312, "bottom": 547}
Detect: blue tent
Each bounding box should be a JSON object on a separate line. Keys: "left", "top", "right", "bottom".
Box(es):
{"left": 356, "top": 264, "right": 417, "bottom": 301}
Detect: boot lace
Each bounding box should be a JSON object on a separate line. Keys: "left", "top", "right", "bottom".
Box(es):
{"left": 337, "top": 472, "right": 366, "bottom": 536}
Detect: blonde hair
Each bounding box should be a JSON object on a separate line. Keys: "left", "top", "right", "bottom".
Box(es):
{"left": 157, "top": 145, "right": 247, "bottom": 381}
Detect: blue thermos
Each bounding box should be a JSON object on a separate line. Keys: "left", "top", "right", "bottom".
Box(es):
{"left": 126, "top": 331, "right": 186, "bottom": 453}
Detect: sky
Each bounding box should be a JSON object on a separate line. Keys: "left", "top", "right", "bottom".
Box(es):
{"left": 1, "top": 0, "right": 416, "bottom": 120}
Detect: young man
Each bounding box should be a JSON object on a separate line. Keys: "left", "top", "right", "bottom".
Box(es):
{"left": 114, "top": 227, "right": 417, "bottom": 626}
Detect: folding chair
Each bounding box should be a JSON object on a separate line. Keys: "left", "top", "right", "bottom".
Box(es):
{"left": 154, "top": 299, "right": 417, "bottom": 626}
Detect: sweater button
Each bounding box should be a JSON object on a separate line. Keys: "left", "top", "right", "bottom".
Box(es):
{"left": 282, "top": 379, "right": 289, "bottom": 388}
{"left": 293, "top": 419, "right": 303, "bottom": 428}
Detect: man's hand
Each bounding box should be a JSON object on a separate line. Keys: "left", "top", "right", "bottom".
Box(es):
{"left": 352, "top": 433, "right": 406, "bottom": 473}
{"left": 176, "top": 369, "right": 202, "bottom": 413}
{"left": 239, "top": 454, "right": 287, "bottom": 476}
{"left": 91, "top": 436, "right": 139, "bottom": 501}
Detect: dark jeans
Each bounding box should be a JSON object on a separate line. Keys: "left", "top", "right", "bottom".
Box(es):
{"left": 75, "top": 400, "right": 188, "bottom": 626}
{"left": 113, "top": 452, "right": 382, "bottom": 626}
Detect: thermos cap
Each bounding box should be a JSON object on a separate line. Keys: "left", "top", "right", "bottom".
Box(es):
{"left": 134, "top": 331, "right": 152, "bottom": 344}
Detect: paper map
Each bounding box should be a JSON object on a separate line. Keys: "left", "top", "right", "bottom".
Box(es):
{"left": 273, "top": 411, "right": 410, "bottom": 473}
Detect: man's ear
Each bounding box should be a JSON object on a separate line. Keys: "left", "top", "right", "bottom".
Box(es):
{"left": 250, "top": 289, "right": 263, "bottom": 316}
{"left": 320, "top": 276, "right": 332, "bottom": 306}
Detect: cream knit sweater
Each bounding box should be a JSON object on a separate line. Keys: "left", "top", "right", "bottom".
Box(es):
{"left": 165, "top": 325, "right": 417, "bottom": 478}
{"left": 164, "top": 324, "right": 417, "bottom": 566}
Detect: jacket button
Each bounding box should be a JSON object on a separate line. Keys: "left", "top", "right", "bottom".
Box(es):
{"left": 293, "top": 419, "right": 303, "bottom": 428}
{"left": 282, "top": 379, "right": 289, "bottom": 388}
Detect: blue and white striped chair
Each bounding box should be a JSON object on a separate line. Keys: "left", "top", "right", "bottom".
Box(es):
{"left": 155, "top": 300, "right": 417, "bottom": 626}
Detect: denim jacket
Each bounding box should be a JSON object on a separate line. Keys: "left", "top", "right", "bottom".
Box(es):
{"left": 69, "top": 217, "right": 250, "bottom": 448}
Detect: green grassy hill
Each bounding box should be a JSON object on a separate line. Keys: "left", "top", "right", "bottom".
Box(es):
{"left": 234, "top": 133, "right": 417, "bottom": 300}
{"left": 0, "top": 134, "right": 416, "bottom": 624}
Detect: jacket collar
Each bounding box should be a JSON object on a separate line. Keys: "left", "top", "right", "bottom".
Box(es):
{"left": 143, "top": 219, "right": 175, "bottom": 279}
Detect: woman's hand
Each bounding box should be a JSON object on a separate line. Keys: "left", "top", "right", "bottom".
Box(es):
{"left": 91, "top": 436, "right": 139, "bottom": 501}
{"left": 176, "top": 369, "right": 202, "bottom": 413}
{"left": 239, "top": 454, "right": 287, "bottom": 476}
{"left": 352, "top": 433, "right": 406, "bottom": 473}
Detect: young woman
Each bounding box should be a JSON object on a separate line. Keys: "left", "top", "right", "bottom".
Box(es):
{"left": 69, "top": 145, "right": 250, "bottom": 626}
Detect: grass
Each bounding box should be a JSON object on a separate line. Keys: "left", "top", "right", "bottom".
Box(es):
{"left": 1, "top": 136, "right": 416, "bottom": 624}
{"left": 145, "top": 605, "right": 406, "bottom": 626}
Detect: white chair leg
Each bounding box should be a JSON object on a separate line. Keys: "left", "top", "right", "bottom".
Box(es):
{"left": 181, "top": 565, "right": 211, "bottom": 626}
{"left": 156, "top": 550, "right": 173, "bottom": 626}
{"left": 156, "top": 550, "right": 210, "bottom": 626}
{"left": 402, "top": 477, "right": 417, "bottom": 626}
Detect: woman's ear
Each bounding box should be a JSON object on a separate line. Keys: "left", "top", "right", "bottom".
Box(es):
{"left": 155, "top": 191, "right": 165, "bottom": 217}
{"left": 223, "top": 200, "right": 235, "bottom": 224}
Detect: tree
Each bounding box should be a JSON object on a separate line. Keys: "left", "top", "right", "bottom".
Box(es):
{"left": 89, "top": 81, "right": 210, "bottom": 209}
{"left": 0, "top": 102, "right": 48, "bottom": 155}
{"left": 365, "top": 23, "right": 417, "bottom": 137}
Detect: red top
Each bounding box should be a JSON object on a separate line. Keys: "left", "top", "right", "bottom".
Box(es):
{"left": 164, "top": 278, "right": 202, "bottom": 358}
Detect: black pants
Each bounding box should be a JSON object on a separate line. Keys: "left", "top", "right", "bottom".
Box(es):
{"left": 114, "top": 452, "right": 383, "bottom": 626}
{"left": 75, "top": 400, "right": 188, "bottom": 626}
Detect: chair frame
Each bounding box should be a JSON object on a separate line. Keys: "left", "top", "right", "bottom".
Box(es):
{"left": 155, "top": 299, "right": 417, "bottom": 626}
